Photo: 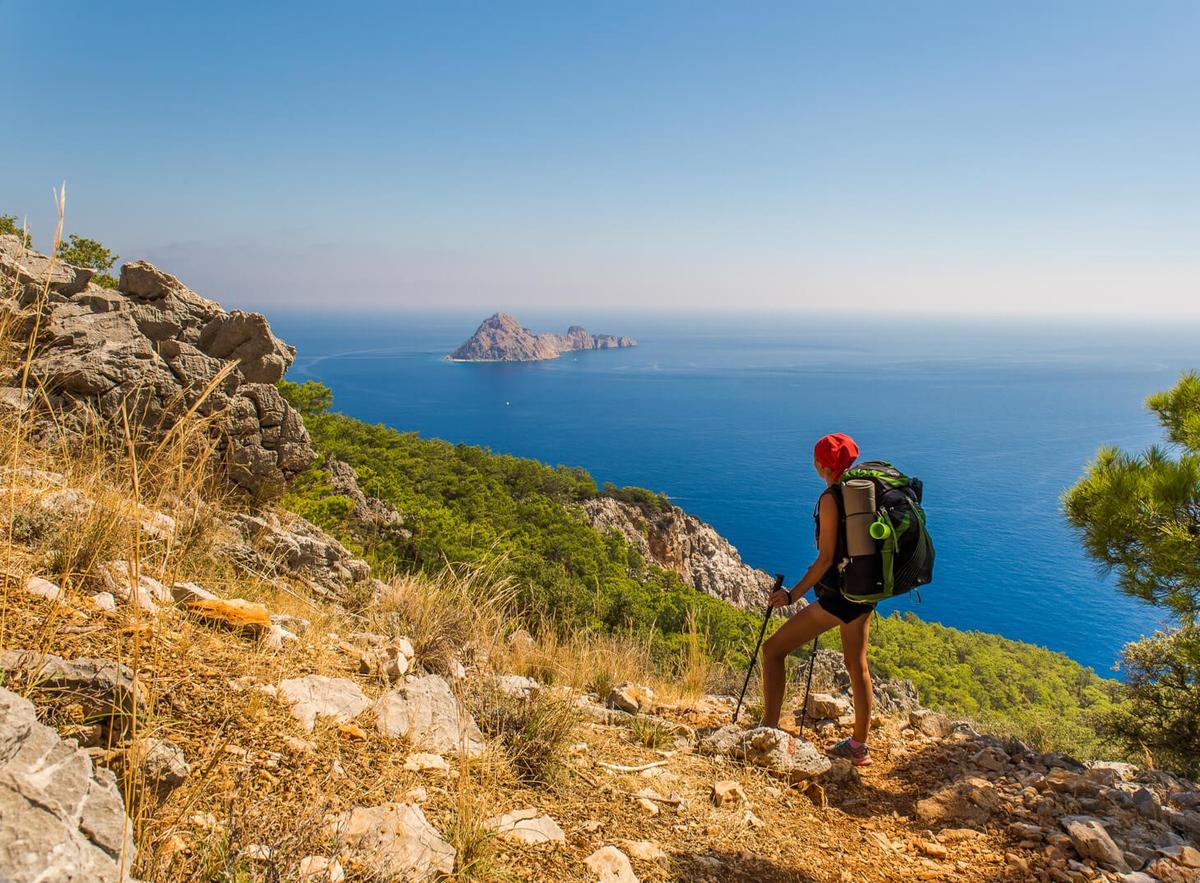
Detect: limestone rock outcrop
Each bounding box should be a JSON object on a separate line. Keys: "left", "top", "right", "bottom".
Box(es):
{"left": 220, "top": 508, "right": 378, "bottom": 601}
{"left": 0, "top": 686, "right": 138, "bottom": 882}
{"left": 0, "top": 236, "right": 314, "bottom": 496}
{"left": 582, "top": 496, "right": 777, "bottom": 609}
{"left": 448, "top": 312, "right": 636, "bottom": 362}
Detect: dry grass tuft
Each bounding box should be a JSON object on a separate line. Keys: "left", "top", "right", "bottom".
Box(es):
{"left": 468, "top": 681, "right": 579, "bottom": 788}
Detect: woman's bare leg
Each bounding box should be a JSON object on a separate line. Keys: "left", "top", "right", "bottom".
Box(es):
{"left": 761, "top": 602, "right": 840, "bottom": 728}
{"left": 840, "top": 612, "right": 873, "bottom": 743}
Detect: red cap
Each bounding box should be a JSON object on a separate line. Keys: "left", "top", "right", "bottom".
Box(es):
{"left": 814, "top": 433, "right": 859, "bottom": 479}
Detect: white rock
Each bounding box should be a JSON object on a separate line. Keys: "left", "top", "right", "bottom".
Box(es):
{"left": 617, "top": 839, "right": 668, "bottom": 864}
{"left": 24, "top": 576, "right": 62, "bottom": 601}
{"left": 636, "top": 797, "right": 659, "bottom": 816}
{"left": 0, "top": 686, "right": 137, "bottom": 882}
{"left": 263, "top": 624, "right": 299, "bottom": 650}
{"left": 278, "top": 676, "right": 371, "bottom": 732}
{"left": 909, "top": 709, "right": 954, "bottom": 739}
{"left": 90, "top": 592, "right": 117, "bottom": 612}
{"left": 584, "top": 845, "right": 639, "bottom": 882}
{"left": 971, "top": 746, "right": 1009, "bottom": 772}
{"left": 485, "top": 807, "right": 566, "bottom": 844}
{"left": 494, "top": 674, "right": 540, "bottom": 699}
{"left": 242, "top": 844, "right": 273, "bottom": 862}
{"left": 298, "top": 855, "right": 345, "bottom": 881}
{"left": 373, "top": 674, "right": 485, "bottom": 756}
{"left": 404, "top": 753, "right": 450, "bottom": 773}
{"left": 327, "top": 803, "right": 455, "bottom": 880}
{"left": 405, "top": 786, "right": 429, "bottom": 803}
{"left": 805, "top": 692, "right": 850, "bottom": 719}
{"left": 136, "top": 737, "right": 190, "bottom": 795}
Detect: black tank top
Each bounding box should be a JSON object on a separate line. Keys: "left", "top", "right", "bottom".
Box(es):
{"left": 813, "top": 485, "right": 846, "bottom": 593}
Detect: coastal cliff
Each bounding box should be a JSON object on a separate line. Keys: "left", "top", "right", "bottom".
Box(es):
{"left": 448, "top": 312, "right": 636, "bottom": 362}
{"left": 582, "top": 495, "right": 777, "bottom": 609}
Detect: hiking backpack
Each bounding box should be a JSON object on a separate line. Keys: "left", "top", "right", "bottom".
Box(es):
{"left": 838, "top": 460, "right": 935, "bottom": 603}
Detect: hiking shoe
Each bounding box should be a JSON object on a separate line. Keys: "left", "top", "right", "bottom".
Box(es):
{"left": 830, "top": 738, "right": 872, "bottom": 766}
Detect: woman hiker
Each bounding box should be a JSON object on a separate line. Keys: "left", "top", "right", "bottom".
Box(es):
{"left": 760, "top": 432, "right": 875, "bottom": 766}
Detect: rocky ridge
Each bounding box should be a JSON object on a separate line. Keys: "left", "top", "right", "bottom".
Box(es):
{"left": 582, "top": 495, "right": 778, "bottom": 609}
{"left": 0, "top": 235, "right": 314, "bottom": 496}
{"left": 447, "top": 312, "right": 637, "bottom": 362}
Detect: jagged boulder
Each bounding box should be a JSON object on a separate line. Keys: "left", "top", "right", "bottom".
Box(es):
{"left": 327, "top": 802, "right": 454, "bottom": 880}
{"left": 278, "top": 676, "right": 371, "bottom": 732}
{"left": 0, "top": 686, "right": 137, "bottom": 882}
{"left": 0, "top": 238, "right": 314, "bottom": 497}
{"left": 698, "top": 725, "right": 830, "bottom": 782}
{"left": 373, "top": 674, "right": 486, "bottom": 756}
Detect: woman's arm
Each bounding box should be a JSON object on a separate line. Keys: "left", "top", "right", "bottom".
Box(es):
{"left": 769, "top": 492, "right": 840, "bottom": 608}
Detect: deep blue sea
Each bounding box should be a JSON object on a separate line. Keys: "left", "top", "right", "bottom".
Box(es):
{"left": 271, "top": 310, "right": 1199, "bottom": 675}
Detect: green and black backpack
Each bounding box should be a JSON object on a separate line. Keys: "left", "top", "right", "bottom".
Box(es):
{"left": 838, "top": 460, "right": 935, "bottom": 603}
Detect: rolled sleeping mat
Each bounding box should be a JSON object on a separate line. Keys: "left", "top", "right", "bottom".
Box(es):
{"left": 842, "top": 479, "right": 877, "bottom": 557}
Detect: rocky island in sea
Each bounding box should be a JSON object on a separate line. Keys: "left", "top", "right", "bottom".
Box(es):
{"left": 447, "top": 312, "right": 637, "bottom": 362}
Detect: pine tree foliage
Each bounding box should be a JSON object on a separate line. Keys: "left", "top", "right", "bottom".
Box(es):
{"left": 1064, "top": 370, "right": 1200, "bottom": 621}
{"left": 1065, "top": 370, "right": 1200, "bottom": 773}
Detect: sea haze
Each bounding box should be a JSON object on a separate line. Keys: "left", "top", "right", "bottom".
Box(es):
{"left": 271, "top": 310, "right": 1199, "bottom": 674}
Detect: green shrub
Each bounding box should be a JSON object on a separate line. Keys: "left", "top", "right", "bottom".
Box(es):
{"left": 57, "top": 234, "right": 118, "bottom": 288}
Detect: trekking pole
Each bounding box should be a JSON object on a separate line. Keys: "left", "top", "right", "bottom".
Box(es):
{"left": 797, "top": 635, "right": 820, "bottom": 737}
{"left": 732, "top": 573, "right": 784, "bottom": 725}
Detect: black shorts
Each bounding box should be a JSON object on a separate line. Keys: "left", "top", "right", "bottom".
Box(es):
{"left": 815, "top": 584, "right": 875, "bottom": 624}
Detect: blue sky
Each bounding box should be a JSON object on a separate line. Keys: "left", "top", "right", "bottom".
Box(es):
{"left": 3, "top": 1, "right": 1197, "bottom": 314}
